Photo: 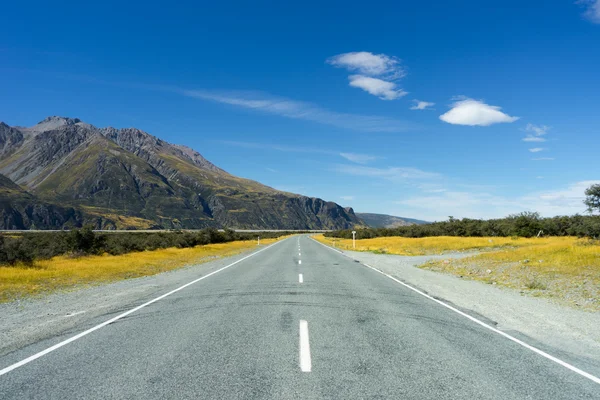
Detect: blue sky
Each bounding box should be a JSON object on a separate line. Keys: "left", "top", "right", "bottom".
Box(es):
{"left": 1, "top": 0, "right": 599, "bottom": 221}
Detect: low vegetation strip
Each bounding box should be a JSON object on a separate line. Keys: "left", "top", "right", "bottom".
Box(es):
{"left": 314, "top": 234, "right": 541, "bottom": 255}
{"left": 0, "top": 238, "right": 282, "bottom": 303}
{"left": 0, "top": 227, "right": 291, "bottom": 266}
{"left": 314, "top": 234, "right": 600, "bottom": 311}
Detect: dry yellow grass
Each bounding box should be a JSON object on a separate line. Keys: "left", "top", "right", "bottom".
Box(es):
{"left": 313, "top": 234, "right": 539, "bottom": 255}
{"left": 422, "top": 238, "right": 600, "bottom": 310}
{"left": 0, "top": 238, "right": 281, "bottom": 303}
{"left": 314, "top": 234, "right": 600, "bottom": 310}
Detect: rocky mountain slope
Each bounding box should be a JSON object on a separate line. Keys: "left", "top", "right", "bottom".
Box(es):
{"left": 0, "top": 117, "right": 362, "bottom": 230}
{"left": 0, "top": 173, "right": 84, "bottom": 229}
{"left": 356, "top": 212, "right": 429, "bottom": 228}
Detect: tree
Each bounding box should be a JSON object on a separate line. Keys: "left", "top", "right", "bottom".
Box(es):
{"left": 584, "top": 184, "right": 600, "bottom": 214}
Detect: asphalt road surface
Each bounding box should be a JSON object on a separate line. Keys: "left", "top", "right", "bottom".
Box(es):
{"left": 0, "top": 236, "right": 598, "bottom": 399}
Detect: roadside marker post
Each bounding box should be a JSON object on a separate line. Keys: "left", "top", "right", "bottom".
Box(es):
{"left": 352, "top": 231, "right": 356, "bottom": 249}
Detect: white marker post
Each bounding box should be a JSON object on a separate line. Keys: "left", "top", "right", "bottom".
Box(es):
{"left": 352, "top": 231, "right": 356, "bottom": 250}
{"left": 257, "top": 236, "right": 260, "bottom": 246}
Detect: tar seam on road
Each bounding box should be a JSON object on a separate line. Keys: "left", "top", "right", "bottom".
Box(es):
{"left": 299, "top": 320, "right": 311, "bottom": 372}
{"left": 0, "top": 238, "right": 288, "bottom": 377}
{"left": 310, "top": 237, "right": 600, "bottom": 386}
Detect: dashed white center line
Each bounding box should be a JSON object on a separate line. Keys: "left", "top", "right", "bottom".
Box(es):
{"left": 298, "top": 260, "right": 302, "bottom": 265}
{"left": 299, "top": 320, "right": 311, "bottom": 372}
{"left": 299, "top": 252, "right": 301, "bottom": 256}
{"left": 299, "top": 273, "right": 303, "bottom": 283}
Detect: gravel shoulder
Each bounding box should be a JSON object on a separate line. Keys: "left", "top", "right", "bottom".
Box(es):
{"left": 341, "top": 248, "right": 600, "bottom": 362}
{"left": 0, "top": 246, "right": 269, "bottom": 357}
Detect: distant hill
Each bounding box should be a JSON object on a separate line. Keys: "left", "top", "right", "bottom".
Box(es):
{"left": 356, "top": 213, "right": 429, "bottom": 228}
{"left": 0, "top": 117, "right": 363, "bottom": 230}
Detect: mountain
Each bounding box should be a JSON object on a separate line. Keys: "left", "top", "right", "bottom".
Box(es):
{"left": 356, "top": 212, "right": 429, "bottom": 228}
{"left": 0, "top": 117, "right": 362, "bottom": 230}
{"left": 0, "top": 173, "right": 84, "bottom": 229}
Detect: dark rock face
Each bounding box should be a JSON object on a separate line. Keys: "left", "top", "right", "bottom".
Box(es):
{"left": 0, "top": 174, "right": 84, "bottom": 229}
{"left": 0, "top": 117, "right": 362, "bottom": 230}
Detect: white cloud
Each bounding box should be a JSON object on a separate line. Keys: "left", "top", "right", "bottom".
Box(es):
{"left": 340, "top": 195, "right": 355, "bottom": 201}
{"left": 529, "top": 147, "right": 545, "bottom": 153}
{"left": 396, "top": 180, "right": 600, "bottom": 221}
{"left": 339, "top": 152, "right": 378, "bottom": 164}
{"left": 334, "top": 164, "right": 441, "bottom": 181}
{"left": 577, "top": 0, "right": 600, "bottom": 23}
{"left": 439, "top": 97, "right": 519, "bottom": 126}
{"left": 183, "top": 90, "right": 414, "bottom": 132}
{"left": 327, "top": 51, "right": 405, "bottom": 78}
{"left": 348, "top": 75, "right": 407, "bottom": 100}
{"left": 327, "top": 51, "right": 407, "bottom": 100}
{"left": 532, "top": 157, "right": 555, "bottom": 161}
{"left": 266, "top": 167, "right": 278, "bottom": 173}
{"left": 410, "top": 100, "right": 435, "bottom": 110}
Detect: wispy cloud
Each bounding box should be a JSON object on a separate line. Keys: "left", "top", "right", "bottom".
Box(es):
{"left": 219, "top": 140, "right": 379, "bottom": 164}
{"left": 327, "top": 51, "right": 407, "bottom": 100}
{"left": 525, "top": 123, "right": 550, "bottom": 136}
{"left": 340, "top": 195, "right": 355, "bottom": 201}
{"left": 339, "top": 152, "right": 378, "bottom": 164}
{"left": 348, "top": 75, "right": 407, "bottom": 100}
{"left": 532, "top": 157, "right": 555, "bottom": 161}
{"left": 182, "top": 89, "right": 414, "bottom": 132}
{"left": 266, "top": 167, "right": 278, "bottom": 173}
{"left": 327, "top": 51, "right": 405, "bottom": 79}
{"left": 522, "top": 123, "right": 549, "bottom": 142}
{"left": 577, "top": 0, "right": 600, "bottom": 23}
{"left": 439, "top": 97, "right": 519, "bottom": 126}
{"left": 523, "top": 136, "right": 546, "bottom": 142}
{"left": 396, "top": 180, "right": 600, "bottom": 221}
{"left": 410, "top": 100, "right": 435, "bottom": 110}
{"left": 334, "top": 164, "right": 441, "bottom": 182}
{"left": 529, "top": 147, "right": 545, "bottom": 153}
{"left": 218, "top": 140, "right": 329, "bottom": 154}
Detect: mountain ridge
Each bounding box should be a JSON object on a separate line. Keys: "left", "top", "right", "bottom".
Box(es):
{"left": 356, "top": 212, "right": 429, "bottom": 228}
{"left": 0, "top": 116, "right": 363, "bottom": 230}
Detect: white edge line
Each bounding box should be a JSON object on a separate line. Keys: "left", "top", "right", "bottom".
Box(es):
{"left": 0, "top": 238, "right": 288, "bottom": 377}
{"left": 299, "top": 273, "right": 304, "bottom": 283}
{"left": 310, "top": 237, "right": 600, "bottom": 385}
{"left": 299, "top": 320, "right": 311, "bottom": 372}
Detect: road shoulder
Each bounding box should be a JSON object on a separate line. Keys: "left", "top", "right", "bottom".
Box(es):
{"left": 340, "top": 248, "right": 600, "bottom": 363}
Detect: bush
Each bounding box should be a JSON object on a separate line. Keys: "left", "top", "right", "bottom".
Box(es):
{"left": 326, "top": 214, "right": 600, "bottom": 240}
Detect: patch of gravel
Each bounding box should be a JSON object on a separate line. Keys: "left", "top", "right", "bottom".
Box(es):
{"left": 343, "top": 249, "right": 600, "bottom": 362}
{"left": 0, "top": 248, "right": 261, "bottom": 357}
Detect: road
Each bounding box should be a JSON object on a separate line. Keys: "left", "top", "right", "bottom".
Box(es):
{"left": 0, "top": 236, "right": 598, "bottom": 399}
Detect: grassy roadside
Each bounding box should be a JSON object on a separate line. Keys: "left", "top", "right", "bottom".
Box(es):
{"left": 313, "top": 234, "right": 600, "bottom": 310}
{"left": 0, "top": 237, "right": 283, "bottom": 303}
{"left": 313, "top": 234, "right": 541, "bottom": 255}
